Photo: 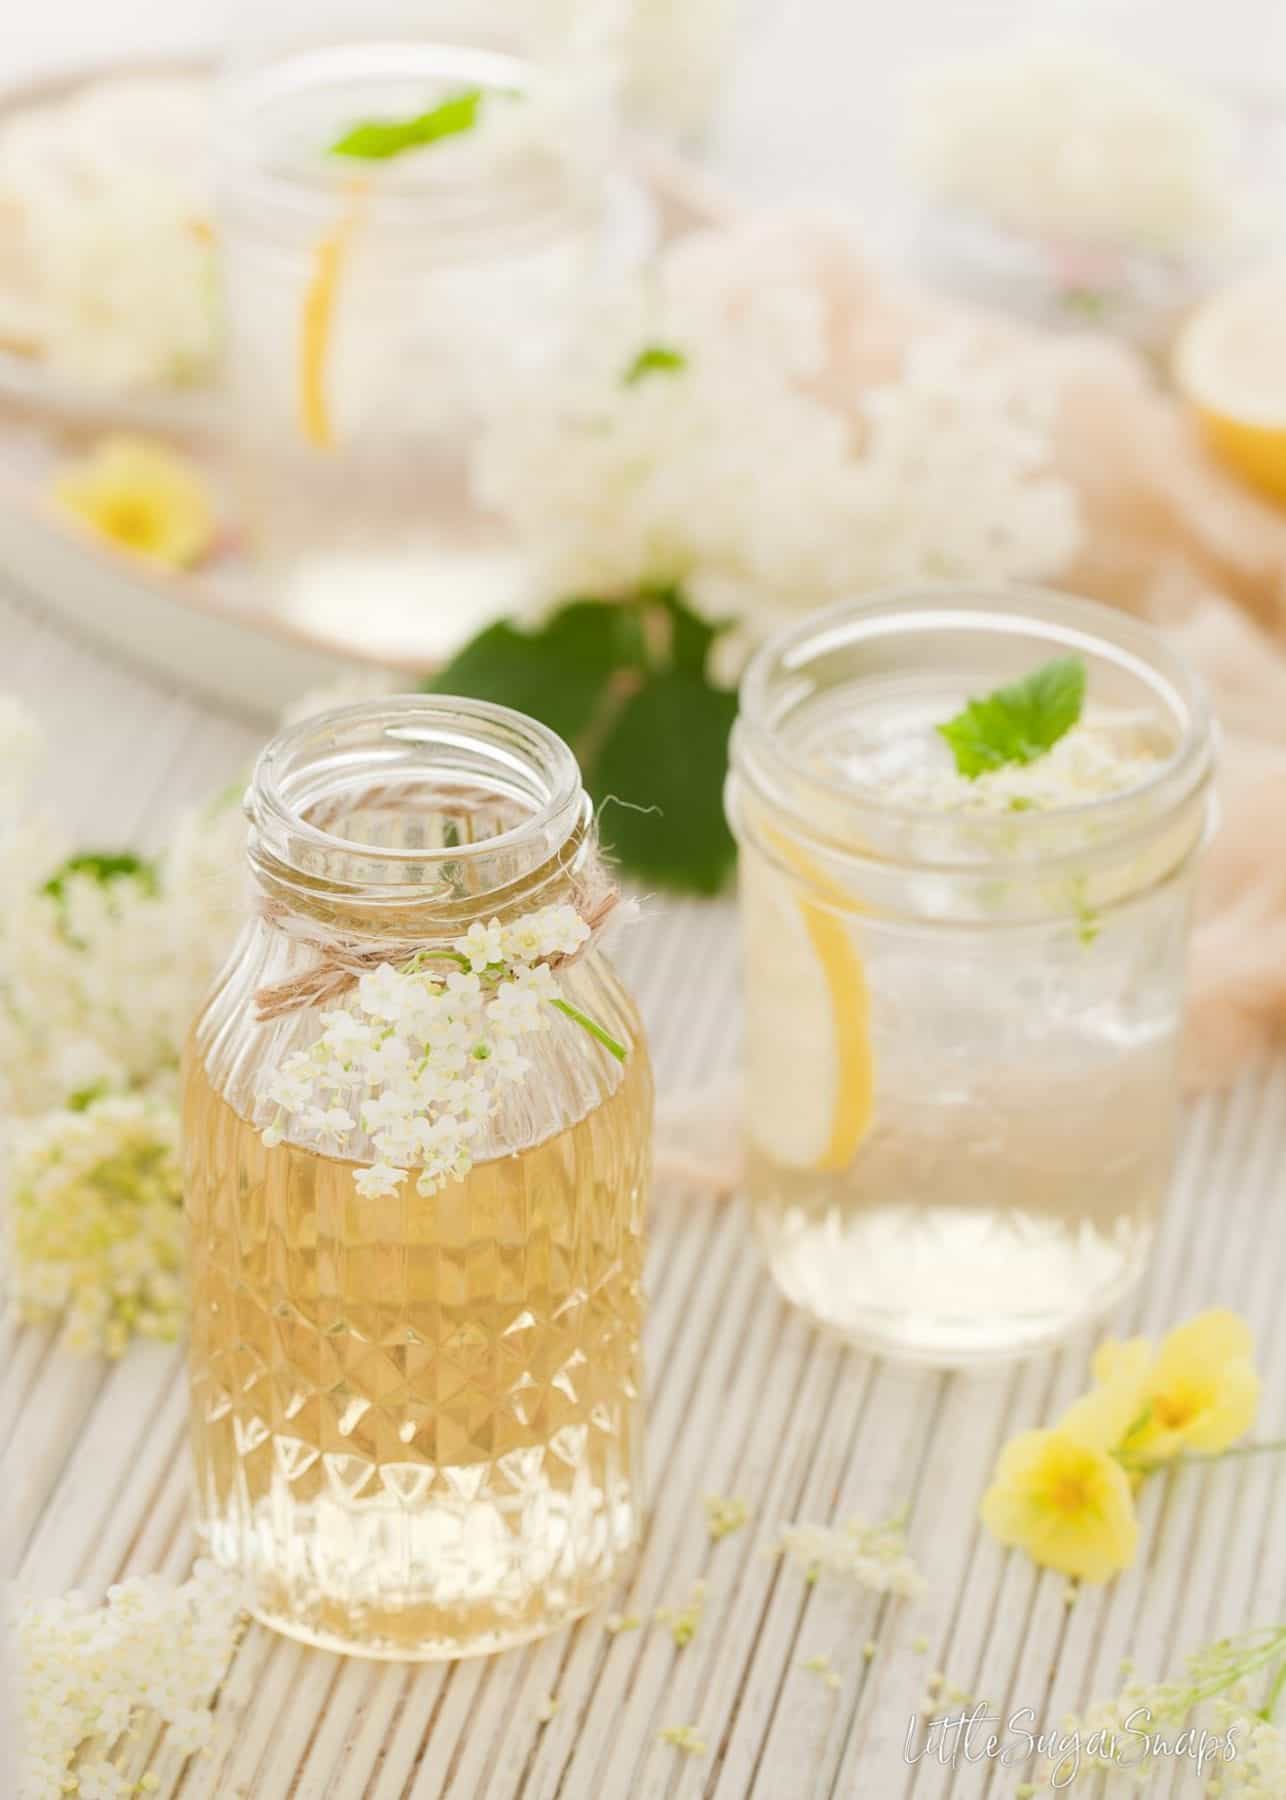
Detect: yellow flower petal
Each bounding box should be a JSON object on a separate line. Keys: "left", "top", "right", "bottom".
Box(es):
{"left": 1059, "top": 1366, "right": 1148, "bottom": 1452}
{"left": 1145, "top": 1309, "right": 1259, "bottom": 1457}
{"left": 980, "top": 1428, "right": 1138, "bottom": 1583}
{"left": 53, "top": 436, "right": 215, "bottom": 570}
{"left": 1091, "top": 1335, "right": 1152, "bottom": 1392}
{"left": 1154, "top": 1308, "right": 1253, "bottom": 1379}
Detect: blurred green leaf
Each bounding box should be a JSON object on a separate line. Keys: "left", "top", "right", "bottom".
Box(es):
{"left": 330, "top": 89, "right": 484, "bottom": 160}
{"left": 622, "top": 344, "right": 688, "bottom": 385}
{"left": 42, "top": 851, "right": 159, "bottom": 905}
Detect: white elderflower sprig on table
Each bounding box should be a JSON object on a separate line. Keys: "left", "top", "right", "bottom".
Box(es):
{"left": 260, "top": 903, "right": 624, "bottom": 1195}
{"left": 774, "top": 1511, "right": 926, "bottom": 1600}
{"left": 477, "top": 222, "right": 1081, "bottom": 676}
{"left": 13, "top": 1561, "right": 241, "bottom": 1799}
{"left": 5, "top": 1096, "right": 185, "bottom": 1357}
{"left": 1043, "top": 1625, "right": 1286, "bottom": 1790}
{"left": 0, "top": 828, "right": 243, "bottom": 1119}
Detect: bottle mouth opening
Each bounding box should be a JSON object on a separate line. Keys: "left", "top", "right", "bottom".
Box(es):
{"left": 248, "top": 695, "right": 586, "bottom": 908}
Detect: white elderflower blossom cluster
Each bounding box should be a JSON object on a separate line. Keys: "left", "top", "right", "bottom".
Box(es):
{"left": 1212, "top": 1714, "right": 1286, "bottom": 1795}
{"left": 0, "top": 75, "right": 216, "bottom": 390}
{"left": 774, "top": 1512, "right": 926, "bottom": 1600}
{"left": 261, "top": 903, "right": 605, "bottom": 1196}
{"left": 0, "top": 833, "right": 243, "bottom": 1119}
{"left": 905, "top": 44, "right": 1245, "bottom": 253}
{"left": 1042, "top": 1628, "right": 1286, "bottom": 1791}
{"left": 0, "top": 698, "right": 246, "bottom": 1354}
{"left": 6, "top": 1097, "right": 185, "bottom": 1356}
{"left": 13, "top": 1561, "right": 241, "bottom": 1799}
{"left": 477, "top": 223, "right": 1081, "bottom": 675}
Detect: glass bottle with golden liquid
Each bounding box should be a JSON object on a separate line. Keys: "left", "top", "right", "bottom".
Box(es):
{"left": 183, "top": 697, "right": 651, "bottom": 1659}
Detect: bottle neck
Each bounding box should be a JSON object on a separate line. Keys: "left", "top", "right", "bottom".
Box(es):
{"left": 245, "top": 695, "right": 590, "bottom": 941}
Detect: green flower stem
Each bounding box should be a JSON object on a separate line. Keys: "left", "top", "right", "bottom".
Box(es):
{"left": 1143, "top": 1437, "right": 1286, "bottom": 1477}
{"left": 402, "top": 948, "right": 472, "bottom": 975}
{"left": 1187, "top": 1628, "right": 1286, "bottom": 1710}
{"left": 1260, "top": 1651, "right": 1286, "bottom": 1722}
{"left": 550, "top": 998, "right": 627, "bottom": 1061}
{"left": 1119, "top": 1435, "right": 1286, "bottom": 1477}
{"left": 1207, "top": 1437, "right": 1286, "bottom": 1461}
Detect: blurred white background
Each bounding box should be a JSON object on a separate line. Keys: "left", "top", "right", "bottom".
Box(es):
{"left": 7, "top": 1, "right": 1286, "bottom": 266}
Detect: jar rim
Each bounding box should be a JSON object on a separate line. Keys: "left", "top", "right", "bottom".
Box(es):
{"left": 734, "top": 582, "right": 1215, "bottom": 848}
{"left": 249, "top": 693, "right": 585, "bottom": 891}
{"left": 216, "top": 39, "right": 606, "bottom": 251}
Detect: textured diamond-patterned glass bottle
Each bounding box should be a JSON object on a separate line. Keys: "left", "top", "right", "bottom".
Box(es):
{"left": 183, "top": 697, "right": 651, "bottom": 1659}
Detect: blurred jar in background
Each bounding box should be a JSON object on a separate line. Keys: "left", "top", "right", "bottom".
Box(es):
{"left": 217, "top": 2, "right": 651, "bottom": 665}
{"left": 901, "top": 30, "right": 1283, "bottom": 355}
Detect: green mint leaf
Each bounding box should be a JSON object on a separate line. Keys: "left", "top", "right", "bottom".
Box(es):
{"left": 622, "top": 344, "right": 688, "bottom": 386}
{"left": 330, "top": 88, "right": 484, "bottom": 160}
{"left": 67, "top": 1081, "right": 110, "bottom": 1113}
{"left": 937, "top": 656, "right": 1087, "bottom": 780}
{"left": 424, "top": 589, "right": 737, "bottom": 893}
{"left": 42, "top": 851, "right": 159, "bottom": 905}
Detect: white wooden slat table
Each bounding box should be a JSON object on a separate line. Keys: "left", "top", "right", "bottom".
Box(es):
{"left": 2, "top": 582, "right": 1285, "bottom": 1800}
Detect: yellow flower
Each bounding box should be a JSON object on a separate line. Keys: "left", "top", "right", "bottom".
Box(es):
{"left": 1092, "top": 1309, "right": 1259, "bottom": 1465}
{"left": 980, "top": 1428, "right": 1138, "bottom": 1582}
{"left": 53, "top": 436, "right": 215, "bottom": 569}
{"left": 1058, "top": 1347, "right": 1152, "bottom": 1453}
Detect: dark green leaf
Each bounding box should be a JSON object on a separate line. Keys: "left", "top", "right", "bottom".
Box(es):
{"left": 644, "top": 585, "right": 723, "bottom": 675}
{"left": 425, "top": 600, "right": 647, "bottom": 747}
{"left": 330, "top": 88, "right": 484, "bottom": 161}
{"left": 593, "top": 668, "right": 738, "bottom": 894}
{"left": 622, "top": 344, "right": 688, "bottom": 386}
{"left": 424, "top": 589, "right": 738, "bottom": 893}
{"left": 937, "top": 656, "right": 1086, "bottom": 779}
{"left": 42, "top": 851, "right": 159, "bottom": 905}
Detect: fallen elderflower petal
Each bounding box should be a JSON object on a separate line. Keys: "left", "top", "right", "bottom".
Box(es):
{"left": 774, "top": 1512, "right": 926, "bottom": 1600}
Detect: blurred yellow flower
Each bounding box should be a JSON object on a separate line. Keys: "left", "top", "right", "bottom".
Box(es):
{"left": 1058, "top": 1354, "right": 1151, "bottom": 1454}
{"left": 53, "top": 437, "right": 215, "bottom": 569}
{"left": 1093, "top": 1308, "right": 1259, "bottom": 1465}
{"left": 980, "top": 1427, "right": 1138, "bottom": 1582}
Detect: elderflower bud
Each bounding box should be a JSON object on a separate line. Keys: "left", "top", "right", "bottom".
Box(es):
{"left": 654, "top": 1580, "right": 706, "bottom": 1648}
{"left": 775, "top": 1513, "right": 926, "bottom": 1601}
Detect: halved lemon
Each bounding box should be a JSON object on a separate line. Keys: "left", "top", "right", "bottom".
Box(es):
{"left": 742, "top": 836, "right": 874, "bottom": 1172}
{"left": 1174, "top": 270, "right": 1286, "bottom": 504}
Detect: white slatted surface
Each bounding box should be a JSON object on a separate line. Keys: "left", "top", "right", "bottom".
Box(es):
{"left": 3, "top": 583, "right": 1285, "bottom": 1800}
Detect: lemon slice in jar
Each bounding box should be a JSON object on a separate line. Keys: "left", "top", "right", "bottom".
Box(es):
{"left": 743, "top": 834, "right": 874, "bottom": 1172}
{"left": 298, "top": 184, "right": 366, "bottom": 449}
{"left": 1174, "top": 272, "right": 1286, "bottom": 504}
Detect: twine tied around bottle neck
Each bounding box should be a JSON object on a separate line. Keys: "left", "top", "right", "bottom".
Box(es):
{"left": 252, "top": 862, "right": 621, "bottom": 1024}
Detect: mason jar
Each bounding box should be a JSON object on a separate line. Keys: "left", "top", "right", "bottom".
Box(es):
{"left": 183, "top": 697, "right": 651, "bottom": 1658}
{"left": 216, "top": 17, "right": 649, "bottom": 661}
{"left": 726, "top": 586, "right": 1215, "bottom": 1367}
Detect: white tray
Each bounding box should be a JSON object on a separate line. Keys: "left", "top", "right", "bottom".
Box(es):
{"left": 0, "top": 59, "right": 731, "bottom": 719}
